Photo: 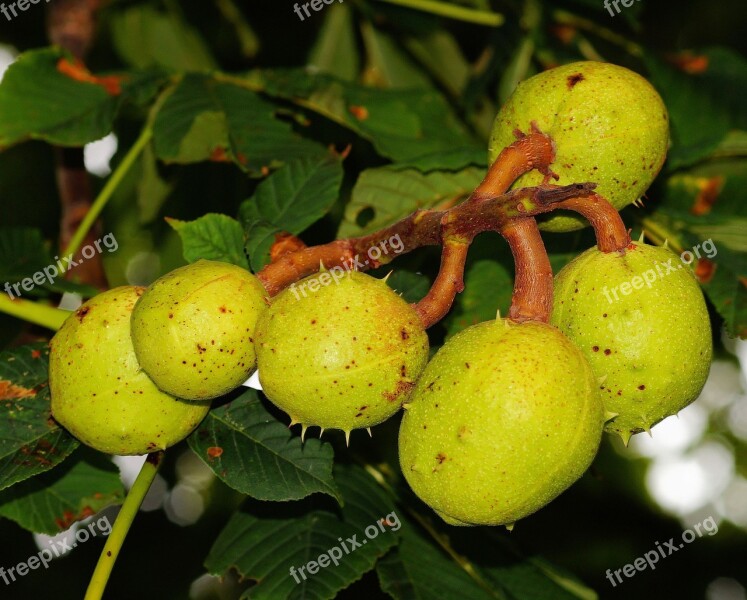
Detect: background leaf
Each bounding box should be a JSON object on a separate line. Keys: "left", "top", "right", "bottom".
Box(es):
{"left": 168, "top": 213, "right": 249, "bottom": 268}
{"left": 244, "top": 70, "right": 479, "bottom": 167}
{"left": 0, "top": 343, "right": 78, "bottom": 492}
{"left": 152, "top": 74, "right": 326, "bottom": 175}
{"left": 0, "top": 449, "right": 124, "bottom": 534}
{"left": 339, "top": 166, "right": 484, "bottom": 237}
{"left": 205, "top": 464, "right": 398, "bottom": 600}
{"left": 188, "top": 389, "right": 340, "bottom": 502}
{"left": 239, "top": 155, "right": 345, "bottom": 269}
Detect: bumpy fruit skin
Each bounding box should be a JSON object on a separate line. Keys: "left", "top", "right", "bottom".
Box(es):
{"left": 399, "top": 319, "right": 603, "bottom": 527}
{"left": 551, "top": 242, "right": 712, "bottom": 442}
{"left": 489, "top": 61, "right": 669, "bottom": 232}
{"left": 131, "top": 260, "right": 267, "bottom": 400}
{"left": 255, "top": 271, "right": 429, "bottom": 432}
{"left": 50, "top": 287, "right": 210, "bottom": 455}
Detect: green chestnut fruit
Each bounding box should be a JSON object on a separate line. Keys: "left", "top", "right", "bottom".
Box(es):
{"left": 489, "top": 61, "right": 669, "bottom": 232}
{"left": 551, "top": 241, "right": 713, "bottom": 443}
{"left": 399, "top": 319, "right": 604, "bottom": 527}
{"left": 131, "top": 260, "right": 268, "bottom": 401}
{"left": 255, "top": 270, "right": 429, "bottom": 436}
{"left": 50, "top": 287, "right": 210, "bottom": 455}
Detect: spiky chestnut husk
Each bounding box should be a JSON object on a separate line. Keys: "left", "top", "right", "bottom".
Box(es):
{"left": 398, "top": 319, "right": 604, "bottom": 527}
{"left": 254, "top": 270, "right": 429, "bottom": 436}
{"left": 50, "top": 287, "right": 210, "bottom": 455}
{"left": 550, "top": 241, "right": 712, "bottom": 443}
{"left": 131, "top": 260, "right": 268, "bottom": 401}
{"left": 489, "top": 61, "right": 669, "bottom": 232}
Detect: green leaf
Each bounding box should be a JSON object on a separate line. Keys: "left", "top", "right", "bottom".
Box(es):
{"left": 391, "top": 147, "right": 486, "bottom": 172}
{"left": 239, "top": 154, "right": 344, "bottom": 270}
{"left": 0, "top": 343, "right": 78, "bottom": 492}
{"left": 430, "top": 526, "right": 598, "bottom": 600}
{"left": 377, "top": 520, "right": 499, "bottom": 600}
{"left": 0, "top": 228, "right": 99, "bottom": 299}
{"left": 137, "top": 141, "right": 174, "bottom": 224}
{"left": 339, "top": 166, "right": 484, "bottom": 237}
{"left": 0, "top": 48, "right": 161, "bottom": 150}
{"left": 385, "top": 271, "right": 431, "bottom": 304}
{"left": 307, "top": 4, "right": 360, "bottom": 81}
{"left": 205, "top": 464, "right": 399, "bottom": 600}
{"left": 244, "top": 220, "right": 283, "bottom": 273}
{"left": 152, "top": 74, "right": 326, "bottom": 175}
{"left": 0, "top": 49, "right": 116, "bottom": 149}
{"left": 168, "top": 213, "right": 249, "bottom": 268}
{"left": 109, "top": 4, "right": 217, "bottom": 71}
{"left": 646, "top": 48, "right": 747, "bottom": 170}
{"left": 402, "top": 30, "right": 472, "bottom": 98}
{"left": 642, "top": 159, "right": 747, "bottom": 337}
{"left": 188, "top": 389, "right": 340, "bottom": 502}
{"left": 243, "top": 70, "right": 477, "bottom": 167}
{"left": 359, "top": 21, "right": 431, "bottom": 88}
{"left": 0, "top": 228, "right": 52, "bottom": 286}
{"left": 0, "top": 449, "right": 124, "bottom": 534}
{"left": 239, "top": 154, "right": 344, "bottom": 236}
{"left": 443, "top": 259, "right": 513, "bottom": 338}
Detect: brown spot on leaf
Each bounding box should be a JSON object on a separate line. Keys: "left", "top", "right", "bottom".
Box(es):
{"left": 209, "top": 147, "right": 231, "bottom": 163}
{"left": 207, "top": 447, "right": 223, "bottom": 459}
{"left": 694, "top": 259, "right": 716, "bottom": 284}
{"left": 56, "top": 57, "right": 123, "bottom": 95}
{"left": 690, "top": 176, "right": 724, "bottom": 216}
{"left": 0, "top": 380, "right": 35, "bottom": 400}
{"left": 348, "top": 105, "right": 369, "bottom": 120}
{"left": 668, "top": 52, "right": 709, "bottom": 74}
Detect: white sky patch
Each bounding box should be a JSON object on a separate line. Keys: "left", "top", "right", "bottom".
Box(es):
{"left": 84, "top": 133, "right": 118, "bottom": 177}
{"left": 646, "top": 440, "right": 735, "bottom": 515}
{"left": 0, "top": 44, "right": 17, "bottom": 81}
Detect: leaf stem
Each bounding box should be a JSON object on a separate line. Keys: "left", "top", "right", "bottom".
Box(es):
{"left": 373, "top": 0, "right": 504, "bottom": 27}
{"left": 0, "top": 295, "right": 69, "bottom": 330}
{"left": 63, "top": 125, "right": 153, "bottom": 264}
{"left": 552, "top": 9, "right": 643, "bottom": 57}
{"left": 84, "top": 452, "right": 164, "bottom": 600}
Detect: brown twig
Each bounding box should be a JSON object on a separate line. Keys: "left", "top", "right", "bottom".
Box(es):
{"left": 555, "top": 194, "right": 631, "bottom": 252}
{"left": 257, "top": 183, "right": 598, "bottom": 316}
{"left": 415, "top": 241, "right": 470, "bottom": 328}
{"left": 470, "top": 124, "right": 556, "bottom": 202}
{"left": 501, "top": 219, "right": 553, "bottom": 322}
{"left": 46, "top": 0, "right": 108, "bottom": 291}
{"left": 256, "top": 120, "right": 627, "bottom": 330}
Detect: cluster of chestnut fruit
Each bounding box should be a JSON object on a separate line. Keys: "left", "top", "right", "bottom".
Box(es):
{"left": 50, "top": 61, "right": 712, "bottom": 528}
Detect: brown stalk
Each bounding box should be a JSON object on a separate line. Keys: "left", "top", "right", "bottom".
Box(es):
{"left": 46, "top": 0, "right": 108, "bottom": 290}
